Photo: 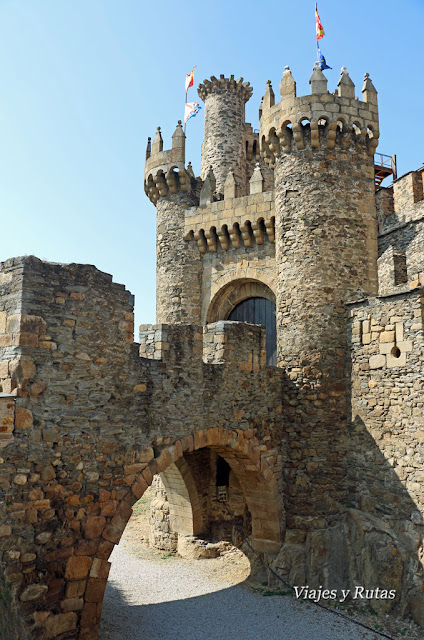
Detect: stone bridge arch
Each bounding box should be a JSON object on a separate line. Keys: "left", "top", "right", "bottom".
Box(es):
{"left": 1, "top": 427, "right": 282, "bottom": 640}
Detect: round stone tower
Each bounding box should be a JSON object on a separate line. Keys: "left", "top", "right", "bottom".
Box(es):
{"left": 198, "top": 75, "right": 253, "bottom": 197}
{"left": 260, "top": 64, "right": 379, "bottom": 521}
{"left": 261, "top": 63, "right": 379, "bottom": 383}
{"left": 144, "top": 122, "right": 202, "bottom": 323}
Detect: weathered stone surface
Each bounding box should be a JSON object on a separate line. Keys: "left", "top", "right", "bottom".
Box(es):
{"left": 20, "top": 584, "right": 48, "bottom": 602}
{"left": 65, "top": 556, "right": 92, "bottom": 580}
{"left": 15, "top": 407, "right": 33, "bottom": 430}
{"left": 44, "top": 612, "right": 77, "bottom": 638}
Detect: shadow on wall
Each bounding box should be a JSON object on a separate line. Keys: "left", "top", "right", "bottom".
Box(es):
{"left": 272, "top": 364, "right": 424, "bottom": 626}
{"left": 0, "top": 571, "right": 28, "bottom": 640}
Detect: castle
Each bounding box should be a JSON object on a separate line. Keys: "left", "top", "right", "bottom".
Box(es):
{"left": 0, "top": 64, "right": 423, "bottom": 639}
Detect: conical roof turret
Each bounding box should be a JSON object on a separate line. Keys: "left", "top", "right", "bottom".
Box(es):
{"left": 309, "top": 62, "right": 328, "bottom": 94}
{"left": 152, "top": 127, "right": 163, "bottom": 155}
{"left": 337, "top": 67, "right": 355, "bottom": 98}
{"left": 280, "top": 66, "right": 296, "bottom": 100}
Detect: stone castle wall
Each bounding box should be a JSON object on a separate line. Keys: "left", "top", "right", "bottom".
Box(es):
{"left": 377, "top": 169, "right": 424, "bottom": 295}
{"left": 0, "top": 256, "right": 285, "bottom": 639}
{"left": 347, "top": 291, "right": 424, "bottom": 621}
{"left": 184, "top": 190, "right": 276, "bottom": 322}
{"left": 2, "top": 64, "right": 424, "bottom": 640}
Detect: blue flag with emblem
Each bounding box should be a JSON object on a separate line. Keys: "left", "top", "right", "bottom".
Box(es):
{"left": 317, "top": 43, "right": 332, "bottom": 70}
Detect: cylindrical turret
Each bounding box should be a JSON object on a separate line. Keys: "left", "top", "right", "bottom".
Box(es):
{"left": 156, "top": 191, "right": 202, "bottom": 323}
{"left": 144, "top": 122, "right": 202, "bottom": 324}
{"left": 260, "top": 65, "right": 379, "bottom": 521}
{"left": 198, "top": 75, "right": 253, "bottom": 197}
{"left": 261, "top": 65, "right": 379, "bottom": 380}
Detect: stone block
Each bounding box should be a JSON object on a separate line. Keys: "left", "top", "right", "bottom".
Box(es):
{"left": 395, "top": 322, "right": 404, "bottom": 342}
{"left": 65, "top": 556, "right": 92, "bottom": 580}
{"left": 0, "top": 524, "right": 12, "bottom": 537}
{"left": 19, "top": 583, "right": 48, "bottom": 602}
{"left": 90, "top": 558, "right": 111, "bottom": 579}
{"left": 15, "top": 407, "right": 33, "bottom": 430}
{"left": 386, "top": 352, "right": 406, "bottom": 368}
{"left": 61, "top": 597, "right": 84, "bottom": 612}
{"left": 44, "top": 612, "right": 77, "bottom": 638}
{"left": 84, "top": 516, "right": 106, "bottom": 539}
{"left": 0, "top": 361, "right": 9, "bottom": 377}
{"left": 379, "top": 342, "right": 394, "bottom": 355}
{"left": 379, "top": 331, "right": 395, "bottom": 343}
{"left": 369, "top": 355, "right": 385, "bottom": 369}
{"left": 66, "top": 580, "right": 87, "bottom": 598}
{"left": 0, "top": 311, "right": 6, "bottom": 333}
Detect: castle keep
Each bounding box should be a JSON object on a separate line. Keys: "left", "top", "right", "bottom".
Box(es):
{"left": 0, "top": 65, "right": 423, "bottom": 639}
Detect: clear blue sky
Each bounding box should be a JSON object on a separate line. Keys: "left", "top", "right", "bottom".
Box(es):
{"left": 1, "top": 0, "right": 423, "bottom": 330}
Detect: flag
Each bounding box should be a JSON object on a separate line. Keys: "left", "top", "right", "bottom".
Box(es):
{"left": 317, "top": 45, "right": 331, "bottom": 70}
{"left": 184, "top": 102, "right": 201, "bottom": 124}
{"left": 185, "top": 66, "right": 196, "bottom": 94}
{"left": 315, "top": 3, "right": 324, "bottom": 41}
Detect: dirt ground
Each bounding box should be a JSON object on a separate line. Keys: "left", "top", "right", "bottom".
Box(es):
{"left": 123, "top": 487, "right": 251, "bottom": 585}
{"left": 119, "top": 489, "right": 423, "bottom": 640}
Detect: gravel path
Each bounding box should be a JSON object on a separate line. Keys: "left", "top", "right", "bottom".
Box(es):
{"left": 100, "top": 543, "right": 380, "bottom": 640}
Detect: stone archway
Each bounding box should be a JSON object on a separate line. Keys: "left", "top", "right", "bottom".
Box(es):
{"left": 158, "top": 457, "right": 204, "bottom": 537}
{"left": 206, "top": 278, "right": 276, "bottom": 324}
{"left": 88, "top": 428, "right": 282, "bottom": 639}
{"left": 5, "top": 427, "right": 282, "bottom": 640}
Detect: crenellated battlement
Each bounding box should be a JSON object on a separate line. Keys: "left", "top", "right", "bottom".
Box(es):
{"left": 198, "top": 74, "right": 253, "bottom": 103}
{"left": 144, "top": 121, "right": 200, "bottom": 204}
{"left": 260, "top": 64, "right": 379, "bottom": 167}
{"left": 183, "top": 190, "right": 275, "bottom": 253}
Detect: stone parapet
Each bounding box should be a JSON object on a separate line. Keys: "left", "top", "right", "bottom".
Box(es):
{"left": 140, "top": 321, "right": 266, "bottom": 371}
{"left": 377, "top": 169, "right": 424, "bottom": 235}
{"left": 0, "top": 254, "right": 285, "bottom": 639}
{"left": 144, "top": 122, "right": 198, "bottom": 205}
{"left": 260, "top": 66, "right": 379, "bottom": 167}
{"left": 197, "top": 75, "right": 252, "bottom": 104}
{"left": 203, "top": 321, "right": 266, "bottom": 369}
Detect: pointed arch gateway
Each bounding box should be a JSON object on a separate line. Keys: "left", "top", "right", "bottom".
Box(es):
{"left": 79, "top": 427, "right": 283, "bottom": 640}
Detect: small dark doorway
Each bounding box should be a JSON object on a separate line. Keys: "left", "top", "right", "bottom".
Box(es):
{"left": 227, "top": 296, "right": 277, "bottom": 366}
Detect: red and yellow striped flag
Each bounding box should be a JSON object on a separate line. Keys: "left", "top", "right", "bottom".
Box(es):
{"left": 315, "top": 3, "right": 324, "bottom": 41}
{"left": 185, "top": 67, "right": 196, "bottom": 94}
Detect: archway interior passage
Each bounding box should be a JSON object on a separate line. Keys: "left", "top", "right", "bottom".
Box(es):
{"left": 227, "top": 297, "right": 277, "bottom": 365}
